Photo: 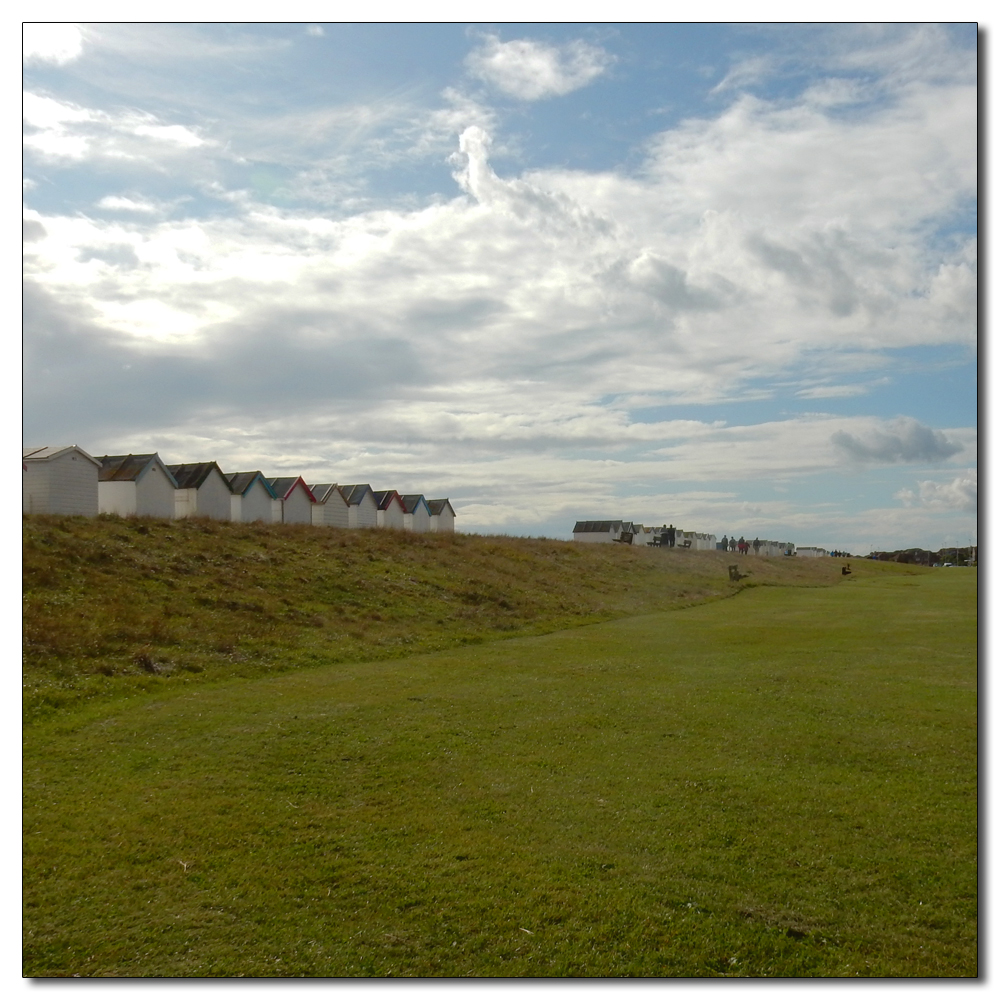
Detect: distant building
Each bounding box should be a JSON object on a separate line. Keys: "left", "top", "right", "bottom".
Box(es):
{"left": 168, "top": 462, "right": 233, "bottom": 520}
{"left": 399, "top": 494, "right": 432, "bottom": 533}
{"left": 338, "top": 485, "right": 379, "bottom": 529}
{"left": 226, "top": 471, "right": 278, "bottom": 523}
{"left": 309, "top": 483, "right": 350, "bottom": 529}
{"left": 748, "top": 540, "right": 795, "bottom": 557}
{"left": 95, "top": 454, "right": 178, "bottom": 518}
{"left": 632, "top": 524, "right": 655, "bottom": 546}
{"left": 22, "top": 445, "right": 101, "bottom": 516}
{"left": 673, "top": 529, "right": 717, "bottom": 551}
{"left": 573, "top": 521, "right": 631, "bottom": 544}
{"left": 795, "top": 546, "right": 827, "bottom": 558}
{"left": 427, "top": 499, "right": 456, "bottom": 533}
{"left": 373, "top": 490, "right": 406, "bottom": 530}
{"left": 267, "top": 477, "right": 316, "bottom": 524}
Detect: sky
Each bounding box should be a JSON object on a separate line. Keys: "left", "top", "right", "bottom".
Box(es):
{"left": 21, "top": 21, "right": 978, "bottom": 554}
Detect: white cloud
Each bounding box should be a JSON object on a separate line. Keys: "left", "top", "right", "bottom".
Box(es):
{"left": 23, "top": 91, "right": 210, "bottom": 164}
{"left": 23, "top": 22, "right": 84, "bottom": 65}
{"left": 896, "top": 470, "right": 977, "bottom": 513}
{"left": 466, "top": 34, "right": 612, "bottom": 100}
{"left": 96, "top": 196, "right": 164, "bottom": 214}
{"left": 796, "top": 385, "right": 869, "bottom": 399}
{"left": 24, "top": 90, "right": 977, "bottom": 405}
{"left": 306, "top": 25, "right": 324, "bottom": 38}
{"left": 131, "top": 123, "right": 204, "bottom": 148}
{"left": 711, "top": 55, "right": 776, "bottom": 94}
{"left": 22, "top": 25, "right": 976, "bottom": 551}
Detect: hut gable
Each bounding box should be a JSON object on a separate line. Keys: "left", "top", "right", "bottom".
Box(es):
{"left": 427, "top": 498, "right": 456, "bottom": 533}
{"left": 372, "top": 490, "right": 406, "bottom": 530}
{"left": 22, "top": 445, "right": 100, "bottom": 516}
{"left": 168, "top": 462, "right": 233, "bottom": 521}
{"left": 267, "top": 477, "right": 315, "bottom": 524}
{"left": 226, "top": 472, "right": 277, "bottom": 523}
{"left": 337, "top": 484, "right": 378, "bottom": 529}
{"left": 399, "top": 494, "right": 431, "bottom": 533}
{"left": 95, "top": 453, "right": 177, "bottom": 518}
{"left": 309, "top": 484, "right": 350, "bottom": 529}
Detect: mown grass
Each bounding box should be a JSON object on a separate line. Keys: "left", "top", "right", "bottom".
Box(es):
{"left": 23, "top": 562, "right": 976, "bottom": 977}
{"left": 23, "top": 514, "right": 843, "bottom": 721}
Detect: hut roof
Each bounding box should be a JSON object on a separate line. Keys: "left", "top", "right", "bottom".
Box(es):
{"left": 399, "top": 494, "right": 430, "bottom": 515}
{"left": 372, "top": 490, "right": 403, "bottom": 510}
{"left": 22, "top": 445, "right": 100, "bottom": 466}
{"left": 168, "top": 462, "right": 230, "bottom": 491}
{"left": 572, "top": 520, "right": 624, "bottom": 533}
{"left": 226, "top": 472, "right": 277, "bottom": 498}
{"left": 427, "top": 499, "right": 455, "bottom": 516}
{"left": 267, "top": 477, "right": 316, "bottom": 502}
{"left": 338, "top": 484, "right": 374, "bottom": 506}
{"left": 309, "top": 483, "right": 344, "bottom": 504}
{"left": 94, "top": 454, "right": 178, "bottom": 486}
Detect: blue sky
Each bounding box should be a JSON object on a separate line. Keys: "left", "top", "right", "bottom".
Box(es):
{"left": 22, "top": 21, "right": 977, "bottom": 552}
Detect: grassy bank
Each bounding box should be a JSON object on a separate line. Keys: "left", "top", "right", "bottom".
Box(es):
{"left": 23, "top": 514, "right": 845, "bottom": 721}
{"left": 23, "top": 565, "right": 976, "bottom": 977}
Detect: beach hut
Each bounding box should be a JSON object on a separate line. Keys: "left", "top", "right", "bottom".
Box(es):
{"left": 373, "top": 490, "right": 406, "bottom": 530}
{"left": 338, "top": 485, "right": 378, "bottom": 529}
{"left": 427, "top": 499, "right": 456, "bottom": 533}
{"left": 631, "top": 524, "right": 655, "bottom": 547}
{"left": 168, "top": 462, "right": 233, "bottom": 520}
{"left": 309, "top": 483, "right": 350, "bottom": 529}
{"left": 267, "top": 477, "right": 316, "bottom": 524}
{"left": 226, "top": 472, "right": 278, "bottom": 523}
{"left": 399, "top": 495, "right": 432, "bottom": 533}
{"left": 22, "top": 445, "right": 101, "bottom": 516}
{"left": 95, "top": 454, "right": 178, "bottom": 518}
{"left": 572, "top": 521, "right": 626, "bottom": 544}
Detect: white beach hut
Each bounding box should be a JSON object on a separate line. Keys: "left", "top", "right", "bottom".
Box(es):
{"left": 572, "top": 521, "right": 626, "bottom": 544}
{"left": 400, "top": 495, "right": 431, "bottom": 533}
{"left": 168, "top": 462, "right": 233, "bottom": 520}
{"left": 22, "top": 445, "right": 101, "bottom": 516}
{"left": 227, "top": 472, "right": 278, "bottom": 523}
{"left": 373, "top": 490, "right": 406, "bottom": 530}
{"left": 338, "top": 485, "right": 379, "bottom": 529}
{"left": 427, "top": 499, "right": 456, "bottom": 533}
{"left": 95, "top": 454, "right": 178, "bottom": 518}
{"left": 309, "top": 484, "right": 350, "bottom": 529}
{"left": 267, "top": 477, "right": 316, "bottom": 525}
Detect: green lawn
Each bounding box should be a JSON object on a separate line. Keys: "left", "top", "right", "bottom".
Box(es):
{"left": 23, "top": 567, "right": 977, "bottom": 977}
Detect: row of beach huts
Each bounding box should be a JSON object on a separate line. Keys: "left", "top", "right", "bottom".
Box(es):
{"left": 22, "top": 445, "right": 456, "bottom": 533}
{"left": 572, "top": 520, "right": 804, "bottom": 557}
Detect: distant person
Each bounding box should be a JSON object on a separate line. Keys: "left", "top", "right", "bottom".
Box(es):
{"left": 738, "top": 536, "right": 746, "bottom": 554}
{"left": 667, "top": 524, "right": 676, "bottom": 548}
{"left": 729, "top": 536, "right": 737, "bottom": 552}
{"left": 753, "top": 537, "right": 760, "bottom": 554}
{"left": 721, "top": 535, "right": 728, "bottom": 551}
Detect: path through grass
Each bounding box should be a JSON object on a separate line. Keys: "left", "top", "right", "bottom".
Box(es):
{"left": 23, "top": 568, "right": 977, "bottom": 977}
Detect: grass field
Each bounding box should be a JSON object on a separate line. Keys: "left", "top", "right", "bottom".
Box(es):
{"left": 23, "top": 540, "right": 977, "bottom": 978}
{"left": 22, "top": 514, "right": 843, "bottom": 722}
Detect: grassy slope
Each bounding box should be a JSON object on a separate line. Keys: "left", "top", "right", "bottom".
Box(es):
{"left": 23, "top": 514, "right": 843, "bottom": 721}
{"left": 23, "top": 539, "right": 976, "bottom": 977}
